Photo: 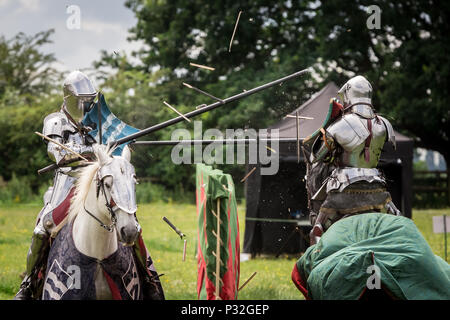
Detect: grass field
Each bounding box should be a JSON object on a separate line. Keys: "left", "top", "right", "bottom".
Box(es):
{"left": 0, "top": 203, "right": 448, "bottom": 300}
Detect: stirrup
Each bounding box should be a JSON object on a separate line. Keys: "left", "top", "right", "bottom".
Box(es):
{"left": 14, "top": 277, "right": 34, "bottom": 300}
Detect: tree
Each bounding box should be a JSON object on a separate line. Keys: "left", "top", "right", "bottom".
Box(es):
{"left": 122, "top": 0, "right": 319, "bottom": 131}
{"left": 0, "top": 30, "right": 59, "bottom": 104}
{"left": 122, "top": 0, "right": 448, "bottom": 156}
{"left": 307, "top": 0, "right": 450, "bottom": 201}
{"left": 0, "top": 30, "right": 61, "bottom": 192}
{"left": 94, "top": 0, "right": 449, "bottom": 202}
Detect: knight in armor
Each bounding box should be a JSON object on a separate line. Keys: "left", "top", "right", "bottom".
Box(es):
{"left": 308, "top": 75, "right": 401, "bottom": 245}
{"left": 15, "top": 71, "right": 160, "bottom": 300}
{"left": 14, "top": 70, "right": 97, "bottom": 299}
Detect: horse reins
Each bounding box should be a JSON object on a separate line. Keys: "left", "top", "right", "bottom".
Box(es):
{"left": 83, "top": 172, "right": 117, "bottom": 232}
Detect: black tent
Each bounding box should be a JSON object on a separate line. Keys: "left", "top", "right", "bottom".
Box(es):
{"left": 243, "top": 82, "right": 414, "bottom": 256}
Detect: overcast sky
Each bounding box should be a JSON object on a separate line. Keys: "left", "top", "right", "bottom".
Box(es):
{"left": 0, "top": 0, "right": 143, "bottom": 77}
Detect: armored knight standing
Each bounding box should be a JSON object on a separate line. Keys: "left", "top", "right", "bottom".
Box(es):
{"left": 307, "top": 75, "right": 401, "bottom": 245}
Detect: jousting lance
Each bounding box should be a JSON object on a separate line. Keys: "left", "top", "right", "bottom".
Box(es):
{"left": 37, "top": 68, "right": 310, "bottom": 174}
{"left": 131, "top": 138, "right": 300, "bottom": 146}
{"left": 110, "top": 68, "right": 311, "bottom": 147}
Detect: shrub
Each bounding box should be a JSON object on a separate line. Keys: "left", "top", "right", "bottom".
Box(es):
{"left": 136, "top": 182, "right": 168, "bottom": 203}
{"left": 0, "top": 173, "right": 34, "bottom": 204}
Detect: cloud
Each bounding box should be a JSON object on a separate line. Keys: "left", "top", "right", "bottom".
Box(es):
{"left": 18, "top": 0, "right": 41, "bottom": 12}
{"left": 0, "top": 0, "right": 12, "bottom": 8}
{"left": 0, "top": 1, "right": 142, "bottom": 73}
{"left": 82, "top": 20, "right": 125, "bottom": 36}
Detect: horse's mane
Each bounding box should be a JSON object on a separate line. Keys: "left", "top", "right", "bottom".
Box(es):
{"left": 67, "top": 144, "right": 114, "bottom": 224}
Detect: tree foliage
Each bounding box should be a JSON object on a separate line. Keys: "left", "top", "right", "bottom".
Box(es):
{"left": 120, "top": 0, "right": 449, "bottom": 163}
{"left": 311, "top": 0, "right": 450, "bottom": 163}
{"left": 1, "top": 0, "right": 449, "bottom": 202}
{"left": 0, "top": 30, "right": 60, "bottom": 192}
{"left": 0, "top": 30, "right": 59, "bottom": 103}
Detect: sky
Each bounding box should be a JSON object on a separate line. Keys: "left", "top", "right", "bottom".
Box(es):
{"left": 0, "top": 0, "right": 144, "bottom": 80}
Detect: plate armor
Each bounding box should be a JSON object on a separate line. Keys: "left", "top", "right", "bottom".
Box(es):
{"left": 308, "top": 75, "right": 401, "bottom": 245}
{"left": 15, "top": 71, "right": 97, "bottom": 299}
{"left": 20, "top": 111, "right": 95, "bottom": 297}
{"left": 16, "top": 71, "right": 143, "bottom": 300}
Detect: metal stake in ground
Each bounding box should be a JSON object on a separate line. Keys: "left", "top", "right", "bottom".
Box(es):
{"left": 162, "top": 216, "right": 186, "bottom": 239}
{"left": 183, "top": 239, "right": 187, "bottom": 262}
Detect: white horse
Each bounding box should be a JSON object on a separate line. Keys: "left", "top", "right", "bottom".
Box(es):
{"left": 41, "top": 144, "right": 154, "bottom": 300}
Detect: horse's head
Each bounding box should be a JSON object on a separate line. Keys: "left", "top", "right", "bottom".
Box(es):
{"left": 68, "top": 143, "right": 140, "bottom": 250}
{"left": 96, "top": 146, "right": 140, "bottom": 246}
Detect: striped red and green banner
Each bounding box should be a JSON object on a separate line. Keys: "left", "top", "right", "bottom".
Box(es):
{"left": 196, "top": 164, "right": 240, "bottom": 300}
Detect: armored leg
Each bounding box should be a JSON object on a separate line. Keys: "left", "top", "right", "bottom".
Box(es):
{"left": 133, "top": 233, "right": 165, "bottom": 300}
{"left": 14, "top": 222, "right": 50, "bottom": 300}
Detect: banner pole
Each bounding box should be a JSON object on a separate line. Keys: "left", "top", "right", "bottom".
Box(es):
{"left": 98, "top": 93, "right": 102, "bottom": 145}
{"left": 215, "top": 198, "right": 221, "bottom": 300}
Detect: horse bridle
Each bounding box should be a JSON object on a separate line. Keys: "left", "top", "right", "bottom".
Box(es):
{"left": 83, "top": 171, "right": 117, "bottom": 232}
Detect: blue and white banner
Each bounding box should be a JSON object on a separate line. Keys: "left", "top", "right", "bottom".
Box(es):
{"left": 82, "top": 93, "right": 139, "bottom": 156}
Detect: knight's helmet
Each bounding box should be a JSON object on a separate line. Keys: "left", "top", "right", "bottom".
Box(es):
{"left": 337, "top": 75, "right": 373, "bottom": 107}
{"left": 63, "top": 70, "right": 97, "bottom": 121}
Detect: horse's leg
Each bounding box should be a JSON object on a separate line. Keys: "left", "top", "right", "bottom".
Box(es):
{"left": 94, "top": 264, "right": 112, "bottom": 300}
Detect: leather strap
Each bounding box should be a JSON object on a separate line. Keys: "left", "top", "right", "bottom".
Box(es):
{"left": 320, "top": 128, "right": 332, "bottom": 151}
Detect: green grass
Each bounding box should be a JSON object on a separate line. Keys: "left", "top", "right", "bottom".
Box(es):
{"left": 0, "top": 203, "right": 448, "bottom": 300}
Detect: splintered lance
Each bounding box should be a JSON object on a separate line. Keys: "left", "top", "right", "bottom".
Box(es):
{"left": 111, "top": 68, "right": 310, "bottom": 146}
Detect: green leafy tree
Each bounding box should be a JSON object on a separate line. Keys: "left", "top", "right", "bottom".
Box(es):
{"left": 307, "top": 0, "right": 450, "bottom": 201}
{"left": 0, "top": 30, "right": 59, "bottom": 103}
{"left": 0, "top": 30, "right": 61, "bottom": 193}
{"left": 121, "top": 0, "right": 448, "bottom": 157}
{"left": 95, "top": 0, "right": 449, "bottom": 202}
{"left": 121, "top": 0, "right": 319, "bottom": 130}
